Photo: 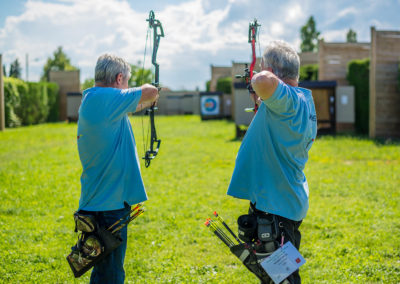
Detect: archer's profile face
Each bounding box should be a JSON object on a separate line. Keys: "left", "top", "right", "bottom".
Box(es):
{"left": 121, "top": 76, "right": 129, "bottom": 89}
{"left": 115, "top": 72, "right": 130, "bottom": 89}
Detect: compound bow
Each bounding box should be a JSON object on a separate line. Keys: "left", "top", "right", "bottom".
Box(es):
{"left": 143, "top": 10, "right": 164, "bottom": 168}
{"left": 236, "top": 19, "right": 261, "bottom": 113}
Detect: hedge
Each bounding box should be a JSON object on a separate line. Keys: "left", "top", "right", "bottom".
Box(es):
{"left": 206, "top": 80, "right": 211, "bottom": 92}
{"left": 347, "top": 58, "right": 369, "bottom": 134}
{"left": 3, "top": 78, "right": 22, "bottom": 127}
{"left": 299, "top": 64, "right": 318, "bottom": 81}
{"left": 3, "top": 78, "right": 60, "bottom": 127}
{"left": 216, "top": 76, "right": 232, "bottom": 94}
{"left": 46, "top": 82, "right": 59, "bottom": 122}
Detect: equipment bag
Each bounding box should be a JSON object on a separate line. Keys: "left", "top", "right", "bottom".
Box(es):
{"left": 66, "top": 213, "right": 123, "bottom": 278}
{"left": 237, "top": 214, "right": 257, "bottom": 242}
{"left": 235, "top": 212, "right": 283, "bottom": 283}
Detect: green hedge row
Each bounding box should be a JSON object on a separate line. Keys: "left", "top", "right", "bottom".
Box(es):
{"left": 205, "top": 77, "right": 232, "bottom": 94}
{"left": 347, "top": 58, "right": 369, "bottom": 134}
{"left": 216, "top": 77, "right": 232, "bottom": 94}
{"left": 3, "top": 78, "right": 59, "bottom": 127}
{"left": 299, "top": 64, "right": 318, "bottom": 81}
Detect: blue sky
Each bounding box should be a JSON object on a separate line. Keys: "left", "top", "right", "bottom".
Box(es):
{"left": 1, "top": 0, "right": 399, "bottom": 90}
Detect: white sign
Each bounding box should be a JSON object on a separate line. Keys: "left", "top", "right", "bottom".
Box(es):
{"left": 260, "top": 241, "right": 306, "bottom": 284}
{"left": 340, "top": 95, "right": 348, "bottom": 105}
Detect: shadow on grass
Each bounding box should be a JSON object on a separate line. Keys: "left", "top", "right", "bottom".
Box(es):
{"left": 228, "top": 129, "right": 400, "bottom": 146}
{"left": 318, "top": 132, "right": 400, "bottom": 146}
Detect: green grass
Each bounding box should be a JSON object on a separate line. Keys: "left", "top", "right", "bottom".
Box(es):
{"left": 0, "top": 115, "right": 399, "bottom": 283}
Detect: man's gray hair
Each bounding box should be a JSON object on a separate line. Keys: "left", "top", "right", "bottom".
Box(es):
{"left": 262, "top": 40, "right": 300, "bottom": 80}
{"left": 95, "top": 54, "right": 131, "bottom": 85}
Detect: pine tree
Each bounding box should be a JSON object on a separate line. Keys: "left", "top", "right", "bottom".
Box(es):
{"left": 346, "top": 29, "right": 357, "bottom": 43}
{"left": 9, "top": 59, "right": 22, "bottom": 78}
{"left": 41, "top": 46, "right": 77, "bottom": 81}
{"left": 300, "top": 16, "right": 320, "bottom": 52}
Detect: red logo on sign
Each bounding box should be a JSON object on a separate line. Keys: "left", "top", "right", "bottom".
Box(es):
{"left": 295, "top": 258, "right": 301, "bottom": 263}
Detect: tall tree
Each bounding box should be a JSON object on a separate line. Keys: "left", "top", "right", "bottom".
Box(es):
{"left": 41, "top": 46, "right": 77, "bottom": 81}
{"left": 2, "top": 64, "right": 6, "bottom": 77}
{"left": 128, "top": 63, "right": 153, "bottom": 87}
{"left": 9, "top": 59, "right": 22, "bottom": 78}
{"left": 346, "top": 29, "right": 357, "bottom": 43}
{"left": 300, "top": 16, "right": 320, "bottom": 52}
{"left": 81, "top": 78, "right": 95, "bottom": 90}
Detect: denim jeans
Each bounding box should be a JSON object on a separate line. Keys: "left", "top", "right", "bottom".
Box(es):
{"left": 88, "top": 206, "right": 130, "bottom": 284}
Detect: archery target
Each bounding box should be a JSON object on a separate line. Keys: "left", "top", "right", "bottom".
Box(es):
{"left": 201, "top": 95, "right": 220, "bottom": 116}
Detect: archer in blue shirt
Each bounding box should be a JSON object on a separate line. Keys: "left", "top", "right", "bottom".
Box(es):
{"left": 76, "top": 54, "right": 158, "bottom": 283}
{"left": 227, "top": 40, "right": 317, "bottom": 284}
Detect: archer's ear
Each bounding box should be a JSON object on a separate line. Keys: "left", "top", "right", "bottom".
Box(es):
{"left": 116, "top": 73, "right": 123, "bottom": 84}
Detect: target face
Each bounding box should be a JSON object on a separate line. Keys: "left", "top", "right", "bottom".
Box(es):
{"left": 201, "top": 95, "right": 220, "bottom": 115}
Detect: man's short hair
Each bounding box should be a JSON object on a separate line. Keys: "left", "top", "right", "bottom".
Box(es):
{"left": 262, "top": 40, "right": 300, "bottom": 81}
{"left": 95, "top": 54, "right": 131, "bottom": 86}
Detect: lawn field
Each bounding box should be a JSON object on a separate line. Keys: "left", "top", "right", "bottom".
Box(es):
{"left": 0, "top": 115, "right": 399, "bottom": 283}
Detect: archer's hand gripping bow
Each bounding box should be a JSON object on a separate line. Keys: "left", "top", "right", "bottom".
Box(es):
{"left": 236, "top": 19, "right": 261, "bottom": 113}
{"left": 143, "top": 11, "right": 164, "bottom": 168}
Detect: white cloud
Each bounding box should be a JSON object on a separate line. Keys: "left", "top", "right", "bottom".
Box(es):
{"left": 337, "top": 7, "right": 357, "bottom": 18}
{"left": 322, "top": 28, "right": 348, "bottom": 42}
{"left": 0, "top": 0, "right": 148, "bottom": 81}
{"left": 285, "top": 2, "right": 305, "bottom": 24}
{"left": 1, "top": 0, "right": 399, "bottom": 89}
{"left": 0, "top": 0, "right": 249, "bottom": 88}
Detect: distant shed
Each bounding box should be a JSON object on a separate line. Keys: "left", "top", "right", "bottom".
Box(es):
{"left": 369, "top": 27, "right": 400, "bottom": 138}
{"left": 299, "top": 81, "right": 337, "bottom": 134}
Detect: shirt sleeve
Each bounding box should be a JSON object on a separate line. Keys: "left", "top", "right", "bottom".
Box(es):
{"left": 263, "top": 80, "right": 300, "bottom": 115}
{"left": 108, "top": 87, "right": 142, "bottom": 120}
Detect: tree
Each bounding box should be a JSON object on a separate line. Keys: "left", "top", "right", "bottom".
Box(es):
{"left": 300, "top": 16, "right": 320, "bottom": 52}
{"left": 299, "top": 64, "right": 318, "bottom": 81}
{"left": 41, "top": 46, "right": 77, "bottom": 81}
{"left": 9, "top": 59, "right": 22, "bottom": 79}
{"left": 2, "top": 64, "right": 6, "bottom": 77}
{"left": 347, "top": 58, "right": 369, "bottom": 134}
{"left": 128, "top": 63, "right": 153, "bottom": 87}
{"left": 346, "top": 29, "right": 357, "bottom": 43}
{"left": 216, "top": 77, "right": 232, "bottom": 94}
{"left": 81, "top": 78, "right": 95, "bottom": 90}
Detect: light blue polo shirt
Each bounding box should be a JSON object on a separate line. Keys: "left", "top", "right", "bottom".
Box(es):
{"left": 77, "top": 86, "right": 147, "bottom": 211}
{"left": 227, "top": 81, "right": 317, "bottom": 221}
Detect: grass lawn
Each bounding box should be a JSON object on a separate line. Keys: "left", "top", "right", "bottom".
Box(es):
{"left": 0, "top": 115, "right": 399, "bottom": 283}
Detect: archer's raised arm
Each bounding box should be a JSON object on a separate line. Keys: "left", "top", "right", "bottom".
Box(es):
{"left": 251, "top": 70, "right": 279, "bottom": 101}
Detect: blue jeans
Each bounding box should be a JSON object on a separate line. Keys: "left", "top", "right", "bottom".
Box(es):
{"left": 88, "top": 206, "right": 130, "bottom": 284}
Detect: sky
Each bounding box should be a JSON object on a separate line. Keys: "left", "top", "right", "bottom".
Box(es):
{"left": 0, "top": 0, "right": 399, "bottom": 91}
